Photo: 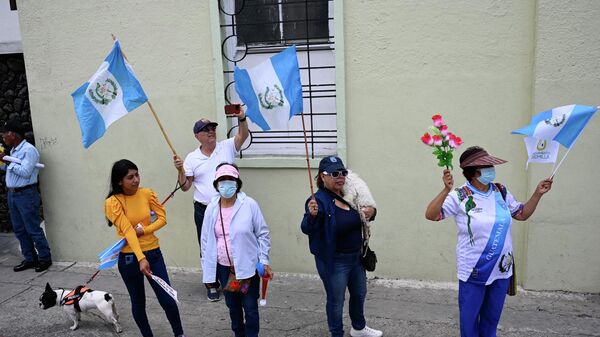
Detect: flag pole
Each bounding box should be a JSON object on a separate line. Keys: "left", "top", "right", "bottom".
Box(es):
{"left": 300, "top": 112, "right": 315, "bottom": 199}
{"left": 111, "top": 34, "right": 178, "bottom": 157}
{"left": 550, "top": 105, "right": 600, "bottom": 179}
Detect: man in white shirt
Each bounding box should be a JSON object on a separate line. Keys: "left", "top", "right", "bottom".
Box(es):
{"left": 173, "top": 109, "right": 248, "bottom": 301}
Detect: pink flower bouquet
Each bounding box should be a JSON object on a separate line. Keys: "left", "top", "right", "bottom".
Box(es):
{"left": 420, "top": 114, "right": 463, "bottom": 169}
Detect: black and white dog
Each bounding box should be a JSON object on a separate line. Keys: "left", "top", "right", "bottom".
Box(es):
{"left": 39, "top": 282, "right": 122, "bottom": 333}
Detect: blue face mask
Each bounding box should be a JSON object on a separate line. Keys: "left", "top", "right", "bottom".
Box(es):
{"left": 477, "top": 167, "right": 496, "bottom": 185}
{"left": 218, "top": 180, "right": 237, "bottom": 199}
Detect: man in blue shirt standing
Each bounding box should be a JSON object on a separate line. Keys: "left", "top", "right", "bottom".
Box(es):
{"left": 1, "top": 118, "right": 51, "bottom": 272}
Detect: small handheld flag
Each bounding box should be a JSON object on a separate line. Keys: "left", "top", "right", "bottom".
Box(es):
{"left": 72, "top": 41, "right": 148, "bottom": 148}
{"left": 234, "top": 45, "right": 303, "bottom": 131}
{"left": 512, "top": 104, "right": 597, "bottom": 149}
{"left": 512, "top": 104, "right": 598, "bottom": 177}
{"left": 151, "top": 274, "right": 179, "bottom": 303}
{"left": 98, "top": 238, "right": 126, "bottom": 270}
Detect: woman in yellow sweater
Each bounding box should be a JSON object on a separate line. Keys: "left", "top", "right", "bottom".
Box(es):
{"left": 104, "top": 159, "right": 185, "bottom": 337}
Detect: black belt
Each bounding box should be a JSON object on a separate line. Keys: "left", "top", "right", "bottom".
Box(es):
{"left": 7, "top": 184, "right": 36, "bottom": 193}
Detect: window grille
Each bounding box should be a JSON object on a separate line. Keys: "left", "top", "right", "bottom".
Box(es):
{"left": 218, "top": 0, "right": 337, "bottom": 158}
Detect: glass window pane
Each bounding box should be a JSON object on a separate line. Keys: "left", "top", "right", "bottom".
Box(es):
{"left": 282, "top": 0, "right": 329, "bottom": 41}
{"left": 235, "top": 0, "right": 281, "bottom": 45}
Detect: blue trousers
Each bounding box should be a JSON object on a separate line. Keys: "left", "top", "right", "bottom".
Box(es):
{"left": 459, "top": 278, "right": 510, "bottom": 337}
{"left": 315, "top": 251, "right": 367, "bottom": 337}
{"left": 118, "top": 248, "right": 184, "bottom": 337}
{"left": 8, "top": 188, "right": 51, "bottom": 262}
{"left": 217, "top": 263, "right": 260, "bottom": 337}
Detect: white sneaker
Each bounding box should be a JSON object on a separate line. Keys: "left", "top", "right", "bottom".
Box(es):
{"left": 350, "top": 325, "right": 383, "bottom": 337}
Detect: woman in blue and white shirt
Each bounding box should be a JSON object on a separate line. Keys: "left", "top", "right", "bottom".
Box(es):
{"left": 426, "top": 146, "right": 553, "bottom": 337}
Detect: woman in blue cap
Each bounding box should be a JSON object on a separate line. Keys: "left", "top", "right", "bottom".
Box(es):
{"left": 301, "top": 156, "right": 382, "bottom": 337}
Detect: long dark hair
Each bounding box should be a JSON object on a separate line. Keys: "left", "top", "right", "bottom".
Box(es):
{"left": 106, "top": 159, "right": 138, "bottom": 226}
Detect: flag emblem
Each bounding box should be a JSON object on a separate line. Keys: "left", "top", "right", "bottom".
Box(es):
{"left": 536, "top": 140, "right": 547, "bottom": 151}
{"left": 544, "top": 114, "right": 566, "bottom": 127}
{"left": 258, "top": 84, "right": 284, "bottom": 109}
{"left": 89, "top": 78, "right": 119, "bottom": 105}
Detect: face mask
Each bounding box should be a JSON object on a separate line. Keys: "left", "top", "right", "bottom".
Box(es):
{"left": 477, "top": 167, "right": 496, "bottom": 185}
{"left": 218, "top": 180, "right": 237, "bottom": 198}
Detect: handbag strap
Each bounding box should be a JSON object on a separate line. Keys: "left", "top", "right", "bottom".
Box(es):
{"left": 218, "top": 201, "right": 234, "bottom": 271}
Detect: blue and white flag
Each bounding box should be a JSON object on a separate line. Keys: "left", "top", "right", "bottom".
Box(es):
{"left": 512, "top": 104, "right": 598, "bottom": 149}
{"left": 98, "top": 238, "right": 126, "bottom": 270}
{"left": 72, "top": 41, "right": 148, "bottom": 148}
{"left": 234, "top": 45, "right": 303, "bottom": 131}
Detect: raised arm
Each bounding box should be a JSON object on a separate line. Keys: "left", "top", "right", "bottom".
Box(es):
{"left": 513, "top": 177, "right": 553, "bottom": 221}
{"left": 232, "top": 108, "right": 249, "bottom": 151}
{"left": 425, "top": 169, "right": 454, "bottom": 221}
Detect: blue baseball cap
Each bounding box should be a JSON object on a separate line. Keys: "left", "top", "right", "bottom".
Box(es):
{"left": 318, "top": 156, "right": 345, "bottom": 173}
{"left": 193, "top": 118, "right": 218, "bottom": 134}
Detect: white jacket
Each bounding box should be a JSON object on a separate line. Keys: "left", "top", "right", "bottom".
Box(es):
{"left": 201, "top": 192, "right": 271, "bottom": 282}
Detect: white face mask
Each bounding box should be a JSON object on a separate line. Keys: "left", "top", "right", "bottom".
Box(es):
{"left": 477, "top": 167, "right": 496, "bottom": 185}
{"left": 218, "top": 180, "right": 237, "bottom": 198}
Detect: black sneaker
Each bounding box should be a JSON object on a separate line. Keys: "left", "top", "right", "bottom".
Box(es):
{"left": 35, "top": 260, "right": 52, "bottom": 272}
{"left": 207, "top": 287, "right": 220, "bottom": 302}
{"left": 13, "top": 260, "right": 36, "bottom": 272}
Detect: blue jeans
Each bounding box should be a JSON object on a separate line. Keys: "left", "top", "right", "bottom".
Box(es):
{"left": 315, "top": 251, "right": 367, "bottom": 337}
{"left": 8, "top": 188, "right": 51, "bottom": 262}
{"left": 216, "top": 263, "right": 260, "bottom": 337}
{"left": 195, "top": 201, "right": 220, "bottom": 289}
{"left": 118, "top": 248, "right": 184, "bottom": 337}
{"left": 459, "top": 278, "right": 509, "bottom": 337}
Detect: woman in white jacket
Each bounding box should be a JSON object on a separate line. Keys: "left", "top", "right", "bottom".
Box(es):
{"left": 201, "top": 163, "right": 272, "bottom": 337}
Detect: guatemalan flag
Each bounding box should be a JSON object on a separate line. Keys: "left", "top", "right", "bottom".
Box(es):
{"left": 72, "top": 41, "right": 148, "bottom": 148}
{"left": 98, "top": 238, "right": 126, "bottom": 270}
{"left": 234, "top": 45, "right": 303, "bottom": 131}
{"left": 512, "top": 104, "right": 598, "bottom": 149}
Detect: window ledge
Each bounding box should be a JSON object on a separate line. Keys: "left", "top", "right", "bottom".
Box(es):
{"left": 236, "top": 156, "right": 322, "bottom": 168}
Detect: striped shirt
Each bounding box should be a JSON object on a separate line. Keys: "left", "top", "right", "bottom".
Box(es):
{"left": 6, "top": 140, "right": 39, "bottom": 188}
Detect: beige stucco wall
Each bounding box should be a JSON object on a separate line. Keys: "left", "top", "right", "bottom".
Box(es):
{"left": 525, "top": 0, "right": 600, "bottom": 292}
{"left": 17, "top": 0, "right": 599, "bottom": 292}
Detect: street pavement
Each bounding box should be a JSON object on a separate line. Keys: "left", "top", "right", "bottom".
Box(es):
{"left": 1, "top": 233, "right": 599, "bottom": 337}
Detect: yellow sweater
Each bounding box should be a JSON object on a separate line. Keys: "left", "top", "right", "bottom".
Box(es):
{"left": 104, "top": 188, "right": 167, "bottom": 261}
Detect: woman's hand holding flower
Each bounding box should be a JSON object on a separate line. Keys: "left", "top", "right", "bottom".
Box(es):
{"left": 442, "top": 169, "right": 454, "bottom": 192}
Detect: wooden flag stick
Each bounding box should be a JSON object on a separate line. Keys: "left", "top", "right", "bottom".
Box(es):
{"left": 111, "top": 34, "right": 178, "bottom": 156}
{"left": 300, "top": 111, "right": 315, "bottom": 199}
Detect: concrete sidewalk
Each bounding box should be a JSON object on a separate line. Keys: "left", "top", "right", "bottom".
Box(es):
{"left": 1, "top": 233, "right": 599, "bottom": 337}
